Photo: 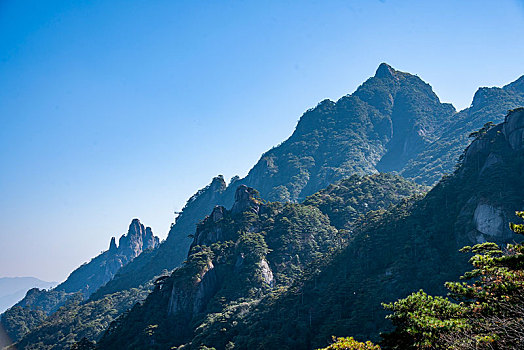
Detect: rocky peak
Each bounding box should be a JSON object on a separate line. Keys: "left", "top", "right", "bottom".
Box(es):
{"left": 374, "top": 62, "right": 396, "bottom": 79}
{"left": 144, "top": 227, "right": 160, "bottom": 251}
{"left": 211, "top": 205, "right": 225, "bottom": 222}
{"left": 210, "top": 175, "right": 227, "bottom": 190}
{"left": 118, "top": 219, "right": 158, "bottom": 259}
{"left": 108, "top": 237, "right": 117, "bottom": 252}
{"left": 316, "top": 99, "right": 336, "bottom": 111}
{"left": 128, "top": 218, "right": 144, "bottom": 237}
{"left": 231, "top": 185, "right": 260, "bottom": 215}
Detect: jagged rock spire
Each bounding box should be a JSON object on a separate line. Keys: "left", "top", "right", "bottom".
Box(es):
{"left": 118, "top": 219, "right": 159, "bottom": 259}
{"left": 374, "top": 62, "right": 396, "bottom": 79}
{"left": 108, "top": 237, "right": 117, "bottom": 252}
{"left": 231, "top": 185, "right": 260, "bottom": 215}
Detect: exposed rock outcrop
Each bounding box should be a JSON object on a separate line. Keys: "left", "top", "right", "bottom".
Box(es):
{"left": 473, "top": 203, "right": 506, "bottom": 241}
{"left": 168, "top": 259, "right": 218, "bottom": 317}
{"left": 455, "top": 109, "right": 524, "bottom": 245}
{"left": 504, "top": 108, "right": 524, "bottom": 150}
{"left": 191, "top": 186, "right": 262, "bottom": 249}
{"left": 211, "top": 205, "right": 225, "bottom": 222}
{"left": 118, "top": 219, "right": 159, "bottom": 259}
{"left": 259, "top": 259, "right": 274, "bottom": 287}
{"left": 464, "top": 125, "right": 502, "bottom": 164}
{"left": 166, "top": 185, "right": 273, "bottom": 328}
{"left": 231, "top": 185, "right": 260, "bottom": 215}
{"left": 54, "top": 219, "right": 159, "bottom": 296}
{"left": 108, "top": 237, "right": 117, "bottom": 252}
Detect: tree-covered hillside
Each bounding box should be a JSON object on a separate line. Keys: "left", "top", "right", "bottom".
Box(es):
{"left": 96, "top": 174, "right": 423, "bottom": 349}
{"left": 7, "top": 67, "right": 524, "bottom": 350}
{"left": 222, "top": 109, "right": 524, "bottom": 349}
{"left": 401, "top": 76, "right": 524, "bottom": 184}
{"left": 93, "top": 66, "right": 524, "bottom": 301}
{"left": 94, "top": 109, "right": 524, "bottom": 350}
{"left": 7, "top": 287, "right": 150, "bottom": 350}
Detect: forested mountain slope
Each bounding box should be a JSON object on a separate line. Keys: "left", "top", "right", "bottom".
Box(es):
{"left": 0, "top": 278, "right": 56, "bottom": 314}
{"left": 98, "top": 109, "right": 524, "bottom": 350}
{"left": 7, "top": 67, "right": 524, "bottom": 350}
{"left": 97, "top": 66, "right": 524, "bottom": 299}
{"left": 401, "top": 75, "right": 524, "bottom": 184}
{"left": 96, "top": 175, "right": 424, "bottom": 349}
{"left": 223, "top": 108, "right": 524, "bottom": 349}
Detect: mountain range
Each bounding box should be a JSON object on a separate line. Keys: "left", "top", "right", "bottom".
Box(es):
{"left": 2, "top": 64, "right": 524, "bottom": 349}
{"left": 94, "top": 63, "right": 524, "bottom": 301}
{"left": 96, "top": 108, "right": 524, "bottom": 349}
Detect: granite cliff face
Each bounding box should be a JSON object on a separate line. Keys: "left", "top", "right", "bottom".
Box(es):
{"left": 504, "top": 107, "right": 524, "bottom": 150}
{"left": 165, "top": 185, "right": 262, "bottom": 324}
{"left": 456, "top": 108, "right": 524, "bottom": 244}
{"left": 55, "top": 218, "right": 159, "bottom": 297}
{"left": 167, "top": 259, "right": 218, "bottom": 318}
{"left": 117, "top": 220, "right": 158, "bottom": 261}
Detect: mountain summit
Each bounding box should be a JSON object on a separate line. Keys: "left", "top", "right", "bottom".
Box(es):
{"left": 93, "top": 65, "right": 524, "bottom": 301}
{"left": 374, "top": 62, "right": 396, "bottom": 79}
{"left": 4, "top": 65, "right": 524, "bottom": 350}
{"left": 228, "top": 63, "right": 454, "bottom": 204}
{"left": 54, "top": 218, "right": 159, "bottom": 296}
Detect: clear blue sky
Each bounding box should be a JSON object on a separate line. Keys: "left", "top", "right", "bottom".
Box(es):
{"left": 1, "top": 0, "right": 523, "bottom": 282}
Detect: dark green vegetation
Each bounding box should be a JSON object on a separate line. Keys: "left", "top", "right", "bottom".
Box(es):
{"left": 97, "top": 108, "right": 524, "bottom": 349}
{"left": 319, "top": 337, "right": 381, "bottom": 350}
{"left": 1, "top": 289, "right": 74, "bottom": 341}
{"left": 303, "top": 173, "right": 426, "bottom": 230}
{"left": 97, "top": 175, "right": 424, "bottom": 349}
{"left": 10, "top": 287, "right": 150, "bottom": 350}
{"left": 402, "top": 76, "right": 524, "bottom": 184}
{"left": 380, "top": 211, "right": 524, "bottom": 349}
{"left": 218, "top": 109, "right": 524, "bottom": 349}
{"left": 4, "top": 66, "right": 524, "bottom": 350}
{"left": 85, "top": 65, "right": 524, "bottom": 302}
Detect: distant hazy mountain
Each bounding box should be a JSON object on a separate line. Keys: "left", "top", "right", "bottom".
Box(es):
{"left": 0, "top": 218, "right": 160, "bottom": 343}
{"left": 0, "top": 277, "right": 56, "bottom": 314}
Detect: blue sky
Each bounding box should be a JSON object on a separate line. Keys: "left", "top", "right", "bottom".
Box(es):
{"left": 1, "top": 0, "right": 524, "bottom": 281}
